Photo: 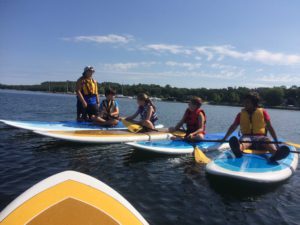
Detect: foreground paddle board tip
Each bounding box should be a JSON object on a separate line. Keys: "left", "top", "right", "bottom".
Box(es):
{"left": 0, "top": 170, "right": 149, "bottom": 225}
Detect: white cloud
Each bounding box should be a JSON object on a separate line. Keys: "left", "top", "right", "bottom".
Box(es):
{"left": 258, "top": 74, "right": 300, "bottom": 83}
{"left": 101, "top": 62, "right": 157, "bottom": 71}
{"left": 63, "top": 34, "right": 133, "bottom": 44}
{"left": 195, "top": 45, "right": 300, "bottom": 65}
{"left": 165, "top": 61, "right": 201, "bottom": 70}
{"left": 143, "top": 44, "right": 192, "bottom": 55}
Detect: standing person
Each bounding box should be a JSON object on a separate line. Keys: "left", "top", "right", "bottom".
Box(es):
{"left": 76, "top": 66, "right": 99, "bottom": 121}
{"left": 221, "top": 92, "right": 289, "bottom": 162}
{"left": 125, "top": 93, "right": 158, "bottom": 130}
{"left": 169, "top": 97, "right": 206, "bottom": 141}
{"left": 92, "top": 88, "right": 119, "bottom": 126}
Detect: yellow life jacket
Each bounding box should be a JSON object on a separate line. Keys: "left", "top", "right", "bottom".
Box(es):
{"left": 81, "top": 78, "right": 98, "bottom": 96}
{"left": 240, "top": 108, "right": 266, "bottom": 135}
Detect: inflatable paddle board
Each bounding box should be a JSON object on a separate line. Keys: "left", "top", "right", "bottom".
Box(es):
{"left": 0, "top": 171, "right": 148, "bottom": 225}
{"left": 206, "top": 145, "right": 298, "bottom": 183}
{"left": 34, "top": 130, "right": 172, "bottom": 143}
{"left": 126, "top": 133, "right": 230, "bottom": 155}
{"left": 0, "top": 119, "right": 163, "bottom": 131}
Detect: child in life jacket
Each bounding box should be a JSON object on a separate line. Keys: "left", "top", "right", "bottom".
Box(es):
{"left": 125, "top": 93, "right": 158, "bottom": 130}
{"left": 221, "top": 92, "right": 289, "bottom": 162}
{"left": 76, "top": 66, "right": 99, "bottom": 121}
{"left": 92, "top": 88, "right": 119, "bottom": 126}
{"left": 169, "top": 97, "right": 206, "bottom": 141}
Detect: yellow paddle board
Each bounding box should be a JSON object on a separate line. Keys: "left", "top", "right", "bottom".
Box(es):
{"left": 34, "top": 129, "right": 172, "bottom": 143}
{"left": 0, "top": 171, "right": 148, "bottom": 225}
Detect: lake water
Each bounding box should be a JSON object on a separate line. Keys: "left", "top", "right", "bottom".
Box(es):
{"left": 0, "top": 89, "right": 300, "bottom": 225}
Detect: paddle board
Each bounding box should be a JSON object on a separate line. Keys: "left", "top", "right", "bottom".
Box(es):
{"left": 0, "top": 170, "right": 148, "bottom": 225}
{"left": 0, "top": 119, "right": 164, "bottom": 131}
{"left": 206, "top": 145, "right": 298, "bottom": 183}
{"left": 126, "top": 133, "right": 231, "bottom": 155}
{"left": 34, "top": 129, "right": 172, "bottom": 143}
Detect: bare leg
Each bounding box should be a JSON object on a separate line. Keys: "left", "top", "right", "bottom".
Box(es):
{"left": 92, "top": 116, "right": 108, "bottom": 125}
{"left": 140, "top": 120, "right": 155, "bottom": 130}
{"left": 188, "top": 133, "right": 205, "bottom": 142}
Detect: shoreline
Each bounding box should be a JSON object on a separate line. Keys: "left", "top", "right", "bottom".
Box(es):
{"left": 1, "top": 88, "right": 300, "bottom": 111}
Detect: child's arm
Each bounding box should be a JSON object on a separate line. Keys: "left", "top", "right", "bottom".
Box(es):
{"left": 125, "top": 110, "right": 139, "bottom": 121}
{"left": 110, "top": 105, "right": 119, "bottom": 117}
{"left": 95, "top": 81, "right": 100, "bottom": 107}
{"left": 76, "top": 81, "right": 87, "bottom": 108}
{"left": 222, "top": 113, "right": 240, "bottom": 140}
{"left": 222, "top": 123, "right": 238, "bottom": 141}
{"left": 266, "top": 121, "right": 278, "bottom": 142}
{"left": 174, "top": 113, "right": 186, "bottom": 130}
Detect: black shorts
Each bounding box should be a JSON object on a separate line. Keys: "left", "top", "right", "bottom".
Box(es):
{"left": 240, "top": 136, "right": 271, "bottom": 150}
{"left": 77, "top": 100, "right": 99, "bottom": 120}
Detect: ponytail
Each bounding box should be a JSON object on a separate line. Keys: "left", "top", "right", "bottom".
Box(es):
{"left": 137, "top": 93, "right": 156, "bottom": 112}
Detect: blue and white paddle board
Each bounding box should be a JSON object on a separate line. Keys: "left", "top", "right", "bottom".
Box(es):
{"left": 126, "top": 133, "right": 231, "bottom": 155}
{"left": 0, "top": 119, "right": 164, "bottom": 132}
{"left": 206, "top": 145, "right": 298, "bottom": 183}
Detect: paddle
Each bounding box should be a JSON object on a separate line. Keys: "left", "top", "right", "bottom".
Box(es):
{"left": 170, "top": 138, "right": 300, "bottom": 149}
{"left": 194, "top": 146, "right": 211, "bottom": 164}
{"left": 121, "top": 118, "right": 159, "bottom": 133}
{"left": 170, "top": 133, "right": 212, "bottom": 163}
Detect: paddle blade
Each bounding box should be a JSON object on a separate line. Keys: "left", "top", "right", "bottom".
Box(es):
{"left": 284, "top": 142, "right": 300, "bottom": 149}
{"left": 194, "top": 146, "right": 211, "bottom": 164}
{"left": 122, "top": 119, "right": 143, "bottom": 133}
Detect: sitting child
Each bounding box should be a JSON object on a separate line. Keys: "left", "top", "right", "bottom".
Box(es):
{"left": 169, "top": 96, "right": 206, "bottom": 141}
{"left": 125, "top": 93, "right": 158, "bottom": 130}
{"left": 92, "top": 88, "right": 119, "bottom": 126}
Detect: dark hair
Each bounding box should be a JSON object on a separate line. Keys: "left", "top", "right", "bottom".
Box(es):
{"left": 137, "top": 93, "right": 156, "bottom": 111}
{"left": 244, "top": 92, "right": 260, "bottom": 107}
{"left": 190, "top": 96, "right": 202, "bottom": 108}
{"left": 105, "top": 88, "right": 116, "bottom": 96}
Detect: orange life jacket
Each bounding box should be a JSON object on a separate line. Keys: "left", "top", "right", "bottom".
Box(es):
{"left": 184, "top": 108, "right": 206, "bottom": 134}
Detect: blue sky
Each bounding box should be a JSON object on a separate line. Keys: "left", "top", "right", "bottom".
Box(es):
{"left": 1, "top": 0, "right": 300, "bottom": 88}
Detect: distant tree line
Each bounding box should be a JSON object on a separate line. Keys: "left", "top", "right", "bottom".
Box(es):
{"left": 0, "top": 81, "right": 300, "bottom": 107}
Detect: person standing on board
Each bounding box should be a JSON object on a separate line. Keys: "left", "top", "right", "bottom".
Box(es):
{"left": 169, "top": 97, "right": 206, "bottom": 141}
{"left": 125, "top": 93, "right": 158, "bottom": 130}
{"left": 221, "top": 92, "right": 289, "bottom": 162}
{"left": 76, "top": 66, "right": 100, "bottom": 121}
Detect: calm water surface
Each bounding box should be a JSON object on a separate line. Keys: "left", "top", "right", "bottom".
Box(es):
{"left": 0, "top": 89, "right": 300, "bottom": 225}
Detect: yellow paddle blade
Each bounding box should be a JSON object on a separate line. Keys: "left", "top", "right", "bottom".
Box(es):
{"left": 121, "top": 119, "right": 143, "bottom": 133}
{"left": 194, "top": 146, "right": 211, "bottom": 164}
{"left": 172, "top": 131, "right": 186, "bottom": 138}
{"left": 284, "top": 142, "right": 300, "bottom": 149}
